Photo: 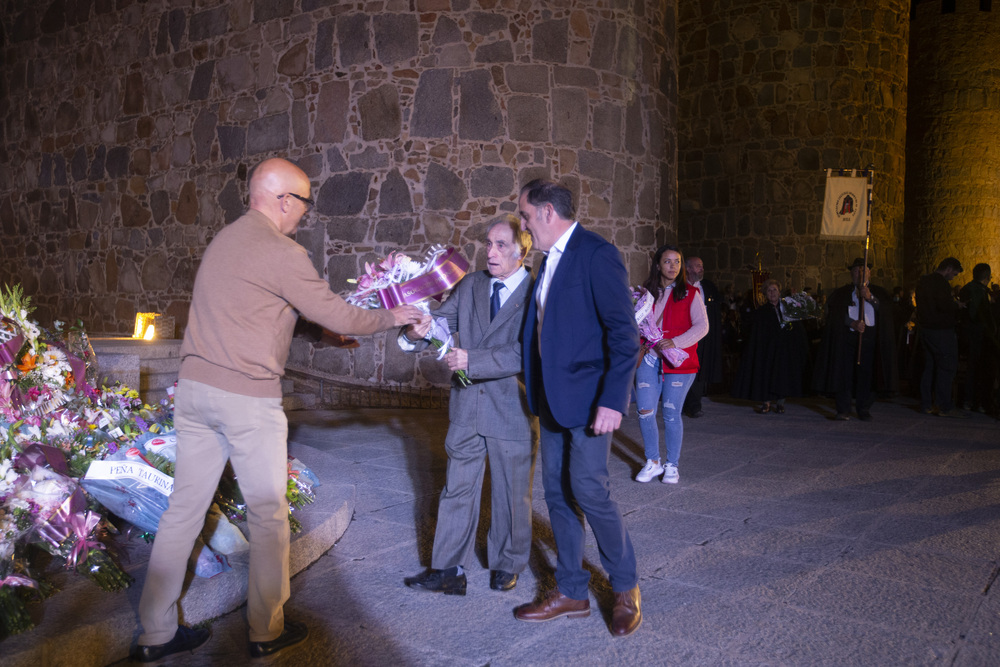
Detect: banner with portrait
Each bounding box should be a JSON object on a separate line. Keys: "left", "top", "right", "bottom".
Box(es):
{"left": 821, "top": 170, "right": 870, "bottom": 239}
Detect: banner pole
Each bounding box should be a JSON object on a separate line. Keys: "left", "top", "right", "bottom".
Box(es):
{"left": 856, "top": 165, "right": 875, "bottom": 365}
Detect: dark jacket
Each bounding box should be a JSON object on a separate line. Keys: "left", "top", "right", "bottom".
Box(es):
{"left": 916, "top": 272, "right": 959, "bottom": 330}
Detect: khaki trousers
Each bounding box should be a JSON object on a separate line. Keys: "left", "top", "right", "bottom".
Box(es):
{"left": 138, "top": 379, "right": 290, "bottom": 644}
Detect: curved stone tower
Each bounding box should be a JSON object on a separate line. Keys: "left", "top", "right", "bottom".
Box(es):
{"left": 677, "top": 1, "right": 908, "bottom": 295}
{"left": 0, "top": 1, "right": 678, "bottom": 389}
{"left": 906, "top": 0, "right": 1000, "bottom": 283}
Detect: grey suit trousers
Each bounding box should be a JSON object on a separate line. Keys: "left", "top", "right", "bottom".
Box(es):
{"left": 431, "top": 421, "right": 536, "bottom": 573}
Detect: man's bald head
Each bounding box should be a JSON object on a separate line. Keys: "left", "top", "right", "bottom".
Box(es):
{"left": 248, "top": 158, "right": 312, "bottom": 236}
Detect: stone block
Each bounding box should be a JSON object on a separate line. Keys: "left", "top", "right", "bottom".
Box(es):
{"left": 469, "top": 165, "right": 514, "bottom": 198}
{"left": 327, "top": 254, "right": 362, "bottom": 292}
{"left": 424, "top": 162, "right": 467, "bottom": 211}
{"left": 217, "top": 125, "right": 246, "bottom": 161}
{"left": 189, "top": 61, "right": 215, "bottom": 101}
{"left": 552, "top": 88, "right": 587, "bottom": 146}
{"left": 190, "top": 6, "right": 229, "bottom": 42}
{"left": 217, "top": 55, "right": 254, "bottom": 96}
{"left": 312, "top": 345, "right": 352, "bottom": 377}
{"left": 337, "top": 14, "right": 370, "bottom": 67}
{"left": 315, "top": 17, "right": 335, "bottom": 70}
{"left": 279, "top": 40, "right": 309, "bottom": 78}
{"left": 123, "top": 72, "right": 143, "bottom": 115}
{"left": 317, "top": 172, "right": 371, "bottom": 217}
{"left": 458, "top": 70, "right": 502, "bottom": 141}
{"left": 120, "top": 194, "right": 151, "bottom": 228}
{"left": 505, "top": 65, "right": 548, "bottom": 94}
{"left": 593, "top": 102, "right": 622, "bottom": 152}
{"left": 106, "top": 146, "right": 130, "bottom": 179}
{"left": 578, "top": 151, "right": 614, "bottom": 181}
{"left": 176, "top": 181, "right": 198, "bottom": 225}
{"left": 553, "top": 66, "right": 599, "bottom": 88}
{"left": 315, "top": 80, "right": 349, "bottom": 144}
{"left": 375, "top": 217, "right": 414, "bottom": 246}
{"left": 508, "top": 96, "right": 548, "bottom": 142}
{"left": 349, "top": 147, "right": 389, "bottom": 170}
{"left": 590, "top": 20, "right": 616, "bottom": 70}
{"left": 193, "top": 108, "right": 217, "bottom": 163}
{"left": 379, "top": 169, "right": 413, "bottom": 214}
{"left": 219, "top": 179, "right": 244, "bottom": 224}
{"left": 254, "top": 0, "right": 294, "bottom": 23}
{"left": 532, "top": 18, "right": 568, "bottom": 63}
{"left": 374, "top": 14, "right": 418, "bottom": 65}
{"left": 475, "top": 41, "right": 513, "bottom": 64}
{"left": 411, "top": 69, "right": 454, "bottom": 138}
{"left": 611, "top": 162, "right": 635, "bottom": 218}
{"left": 247, "top": 113, "right": 289, "bottom": 155}
{"left": 359, "top": 84, "right": 401, "bottom": 140}
{"left": 470, "top": 12, "right": 507, "bottom": 35}
{"left": 432, "top": 16, "right": 461, "bottom": 45}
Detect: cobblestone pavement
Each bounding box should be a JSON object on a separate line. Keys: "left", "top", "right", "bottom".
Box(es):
{"left": 114, "top": 395, "right": 1000, "bottom": 667}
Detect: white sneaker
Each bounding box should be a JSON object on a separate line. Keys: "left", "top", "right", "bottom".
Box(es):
{"left": 635, "top": 459, "right": 664, "bottom": 483}
{"left": 661, "top": 463, "right": 679, "bottom": 484}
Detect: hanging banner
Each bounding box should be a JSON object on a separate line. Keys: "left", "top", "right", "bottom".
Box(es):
{"left": 820, "top": 170, "right": 869, "bottom": 239}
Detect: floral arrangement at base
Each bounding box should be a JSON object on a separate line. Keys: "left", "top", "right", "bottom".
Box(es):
{"left": 346, "top": 246, "right": 472, "bottom": 386}
{"left": 0, "top": 284, "right": 317, "bottom": 638}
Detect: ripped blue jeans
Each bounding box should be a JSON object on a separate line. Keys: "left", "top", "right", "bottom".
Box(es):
{"left": 635, "top": 354, "right": 695, "bottom": 465}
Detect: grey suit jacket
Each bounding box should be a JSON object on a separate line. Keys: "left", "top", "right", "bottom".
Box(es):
{"left": 405, "top": 269, "right": 535, "bottom": 441}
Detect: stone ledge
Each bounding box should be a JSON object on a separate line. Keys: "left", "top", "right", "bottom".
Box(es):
{"left": 1, "top": 442, "right": 353, "bottom": 667}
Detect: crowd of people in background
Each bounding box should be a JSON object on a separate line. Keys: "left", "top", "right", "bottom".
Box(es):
{"left": 702, "top": 258, "right": 1000, "bottom": 420}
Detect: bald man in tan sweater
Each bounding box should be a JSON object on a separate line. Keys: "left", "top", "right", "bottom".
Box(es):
{"left": 132, "top": 158, "right": 425, "bottom": 662}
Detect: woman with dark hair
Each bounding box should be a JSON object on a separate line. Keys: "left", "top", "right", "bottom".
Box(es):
{"left": 732, "top": 279, "right": 810, "bottom": 413}
{"left": 634, "top": 245, "right": 708, "bottom": 484}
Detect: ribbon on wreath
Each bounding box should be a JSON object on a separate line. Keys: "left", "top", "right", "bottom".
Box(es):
{"left": 0, "top": 331, "right": 25, "bottom": 366}
{"left": 65, "top": 510, "right": 104, "bottom": 569}
{"left": 377, "top": 247, "right": 469, "bottom": 309}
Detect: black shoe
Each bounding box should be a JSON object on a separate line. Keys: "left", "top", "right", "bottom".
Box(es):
{"left": 490, "top": 570, "right": 518, "bottom": 591}
{"left": 834, "top": 413, "right": 850, "bottom": 421}
{"left": 404, "top": 567, "right": 467, "bottom": 595}
{"left": 131, "top": 625, "right": 211, "bottom": 663}
{"left": 858, "top": 411, "right": 872, "bottom": 421}
{"left": 688, "top": 410, "right": 704, "bottom": 418}
{"left": 249, "top": 620, "right": 309, "bottom": 659}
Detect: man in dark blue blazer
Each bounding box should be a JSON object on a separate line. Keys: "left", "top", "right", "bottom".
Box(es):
{"left": 512, "top": 179, "right": 642, "bottom": 637}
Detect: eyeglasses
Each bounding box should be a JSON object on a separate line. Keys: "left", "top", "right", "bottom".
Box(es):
{"left": 278, "top": 192, "right": 315, "bottom": 210}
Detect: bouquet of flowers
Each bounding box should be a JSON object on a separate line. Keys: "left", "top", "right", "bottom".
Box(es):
{"left": 780, "top": 292, "right": 821, "bottom": 321}
{"left": 346, "top": 246, "right": 472, "bottom": 387}
{"left": 631, "top": 287, "right": 688, "bottom": 368}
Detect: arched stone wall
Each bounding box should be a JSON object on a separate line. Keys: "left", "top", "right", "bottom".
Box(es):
{"left": 906, "top": 0, "right": 1000, "bottom": 283}
{"left": 0, "top": 0, "right": 678, "bottom": 388}
{"left": 677, "top": 0, "right": 908, "bottom": 297}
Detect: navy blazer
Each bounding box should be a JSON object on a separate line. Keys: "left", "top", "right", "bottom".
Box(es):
{"left": 522, "top": 226, "right": 640, "bottom": 429}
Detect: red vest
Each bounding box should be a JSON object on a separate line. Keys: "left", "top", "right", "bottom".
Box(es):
{"left": 659, "top": 285, "right": 701, "bottom": 374}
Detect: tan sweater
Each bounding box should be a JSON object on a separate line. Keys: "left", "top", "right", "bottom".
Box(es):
{"left": 179, "top": 210, "right": 394, "bottom": 397}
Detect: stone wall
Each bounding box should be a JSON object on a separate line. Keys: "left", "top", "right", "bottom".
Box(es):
{"left": 677, "top": 0, "right": 909, "bottom": 296}
{"left": 0, "top": 0, "right": 678, "bottom": 389}
{"left": 905, "top": 0, "right": 1000, "bottom": 284}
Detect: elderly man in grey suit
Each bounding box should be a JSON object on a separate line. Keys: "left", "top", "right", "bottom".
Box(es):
{"left": 400, "top": 216, "right": 538, "bottom": 594}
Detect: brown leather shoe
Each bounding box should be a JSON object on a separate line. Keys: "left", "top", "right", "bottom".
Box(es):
{"left": 514, "top": 589, "right": 590, "bottom": 622}
{"left": 610, "top": 586, "right": 642, "bottom": 637}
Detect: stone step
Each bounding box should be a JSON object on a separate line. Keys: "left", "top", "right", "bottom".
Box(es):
{"left": 282, "top": 392, "right": 317, "bottom": 411}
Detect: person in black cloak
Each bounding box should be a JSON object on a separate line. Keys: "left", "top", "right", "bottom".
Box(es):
{"left": 682, "top": 256, "right": 724, "bottom": 418}
{"left": 812, "top": 258, "right": 898, "bottom": 421}
{"left": 732, "top": 279, "right": 810, "bottom": 414}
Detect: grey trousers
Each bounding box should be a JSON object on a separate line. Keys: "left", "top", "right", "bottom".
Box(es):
{"left": 430, "top": 422, "right": 537, "bottom": 574}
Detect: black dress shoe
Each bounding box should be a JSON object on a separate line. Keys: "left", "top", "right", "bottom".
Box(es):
{"left": 404, "top": 567, "right": 467, "bottom": 595}
{"left": 249, "top": 620, "right": 309, "bottom": 658}
{"left": 131, "top": 625, "right": 211, "bottom": 662}
{"left": 858, "top": 411, "right": 872, "bottom": 421}
{"left": 490, "top": 570, "right": 518, "bottom": 591}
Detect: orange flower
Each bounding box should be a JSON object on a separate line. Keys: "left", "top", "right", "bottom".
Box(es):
{"left": 65, "top": 371, "right": 75, "bottom": 388}
{"left": 17, "top": 353, "right": 38, "bottom": 373}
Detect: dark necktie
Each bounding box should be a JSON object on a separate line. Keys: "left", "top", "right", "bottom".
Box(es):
{"left": 490, "top": 281, "right": 504, "bottom": 321}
